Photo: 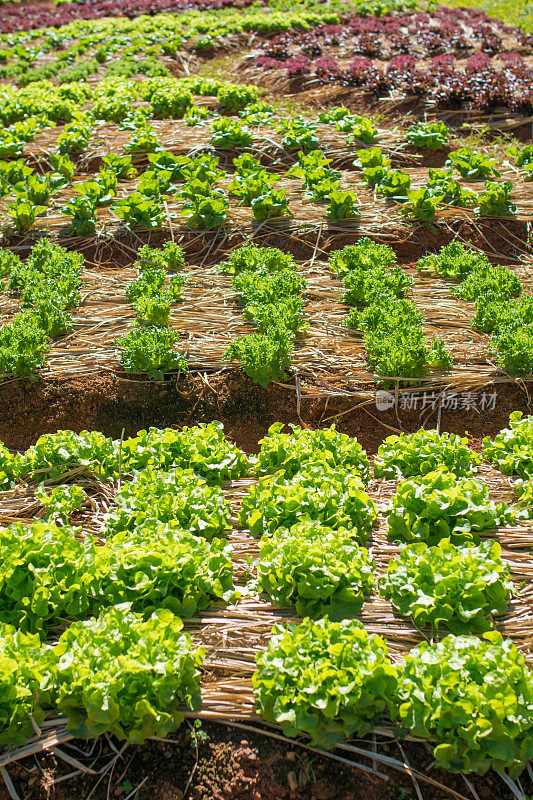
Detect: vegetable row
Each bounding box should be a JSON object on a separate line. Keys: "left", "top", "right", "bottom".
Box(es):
{"left": 0, "top": 417, "right": 532, "bottom": 777}
{"left": 0, "top": 0, "right": 417, "bottom": 40}
{"left": 1, "top": 93, "right": 528, "bottom": 234}
{"left": 253, "top": 8, "right": 533, "bottom": 114}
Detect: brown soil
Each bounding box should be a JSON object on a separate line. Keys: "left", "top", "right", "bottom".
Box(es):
{"left": 0, "top": 721, "right": 527, "bottom": 800}
{"left": 4, "top": 371, "right": 531, "bottom": 453}
{"left": 5, "top": 215, "right": 529, "bottom": 272}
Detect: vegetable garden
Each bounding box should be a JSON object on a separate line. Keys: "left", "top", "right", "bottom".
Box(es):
{"left": 0, "top": 0, "right": 532, "bottom": 797}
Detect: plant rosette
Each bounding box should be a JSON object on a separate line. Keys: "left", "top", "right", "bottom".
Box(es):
{"left": 387, "top": 468, "right": 510, "bottom": 545}
{"left": 253, "top": 617, "right": 398, "bottom": 749}
{"left": 257, "top": 521, "right": 375, "bottom": 619}
{"left": 396, "top": 632, "right": 533, "bottom": 776}
{"left": 381, "top": 537, "right": 512, "bottom": 633}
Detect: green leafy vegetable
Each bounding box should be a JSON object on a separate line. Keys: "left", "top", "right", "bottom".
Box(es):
{"left": 240, "top": 466, "right": 377, "bottom": 541}
{"left": 255, "top": 422, "right": 370, "bottom": 481}
{"left": 115, "top": 327, "right": 187, "bottom": 380}
{"left": 0, "top": 522, "right": 99, "bottom": 634}
{"left": 253, "top": 617, "right": 398, "bottom": 749}
{"left": 374, "top": 429, "right": 480, "bottom": 479}
{"left": 19, "top": 429, "right": 117, "bottom": 480}
{"left": 258, "top": 521, "right": 374, "bottom": 619}
{"left": 387, "top": 469, "right": 507, "bottom": 546}
{"left": 406, "top": 121, "right": 449, "bottom": 149}
{"left": 0, "top": 623, "right": 45, "bottom": 746}
{"left": 36, "top": 484, "right": 87, "bottom": 525}
{"left": 482, "top": 411, "right": 533, "bottom": 478}
{"left": 104, "top": 467, "right": 231, "bottom": 541}
{"left": 446, "top": 148, "right": 500, "bottom": 180}
{"left": 120, "top": 422, "right": 248, "bottom": 483}
{"left": 396, "top": 632, "right": 533, "bottom": 776}
{"left": 42, "top": 604, "right": 203, "bottom": 743}
{"left": 224, "top": 330, "right": 294, "bottom": 387}
{"left": 382, "top": 538, "right": 511, "bottom": 632}
{"left": 98, "top": 529, "right": 234, "bottom": 617}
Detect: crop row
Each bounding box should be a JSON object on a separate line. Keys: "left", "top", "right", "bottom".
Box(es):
{"left": 0, "top": 5, "right": 528, "bottom": 80}
{"left": 5, "top": 612, "right": 533, "bottom": 776}
{"left": 256, "top": 7, "right": 532, "bottom": 61}
{"left": 2, "top": 228, "right": 531, "bottom": 385}
{"left": 0, "top": 418, "right": 532, "bottom": 771}
{"left": 257, "top": 51, "right": 533, "bottom": 115}
{"left": 0, "top": 86, "right": 529, "bottom": 241}
{"left": 0, "top": 0, "right": 414, "bottom": 38}
{"left": 0, "top": 420, "right": 529, "bottom": 634}
{"left": 418, "top": 241, "right": 533, "bottom": 376}
{"left": 334, "top": 235, "right": 533, "bottom": 380}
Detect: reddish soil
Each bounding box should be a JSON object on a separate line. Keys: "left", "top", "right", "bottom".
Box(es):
{"left": 0, "top": 721, "right": 527, "bottom": 800}
{"left": 3, "top": 371, "right": 531, "bottom": 453}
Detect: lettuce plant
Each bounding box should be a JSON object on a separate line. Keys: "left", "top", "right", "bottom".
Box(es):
{"left": 482, "top": 412, "right": 533, "bottom": 478}
{"left": 6, "top": 199, "right": 46, "bottom": 232}
{"left": 19, "top": 429, "right": 116, "bottom": 480}
{"left": 133, "top": 295, "right": 171, "bottom": 326}
{"left": 401, "top": 187, "right": 438, "bottom": 220}
{"left": 477, "top": 180, "right": 516, "bottom": 217}
{"left": 425, "top": 169, "right": 477, "bottom": 208}
{"left": 406, "top": 120, "right": 449, "bottom": 149}
{"left": 382, "top": 538, "right": 512, "bottom": 632}
{"left": 326, "top": 190, "right": 360, "bottom": 222}
{"left": 216, "top": 84, "right": 258, "bottom": 111}
{"left": 257, "top": 521, "right": 375, "bottom": 619}
{"left": 387, "top": 468, "right": 508, "bottom": 545}
{"left": 472, "top": 296, "right": 533, "bottom": 335}
{"left": 104, "top": 467, "right": 231, "bottom": 541}
{"left": 280, "top": 117, "right": 319, "bottom": 152}
{"left": 445, "top": 148, "right": 500, "bottom": 179}
{"left": 61, "top": 195, "right": 97, "bottom": 235}
{"left": 224, "top": 330, "right": 294, "bottom": 387}
{"left": 446, "top": 147, "right": 500, "bottom": 180}
{"left": 97, "top": 529, "right": 234, "bottom": 616}
{"left": 345, "top": 117, "right": 378, "bottom": 144}
{"left": 329, "top": 239, "right": 396, "bottom": 277}
{"left": 150, "top": 85, "right": 193, "bottom": 118}
{"left": 210, "top": 118, "right": 253, "bottom": 148}
{"left": 221, "top": 244, "right": 295, "bottom": 275}
{"left": 374, "top": 429, "right": 480, "bottom": 479}
{"left": 136, "top": 242, "right": 186, "bottom": 273}
{"left": 253, "top": 617, "right": 398, "bottom": 749}
{"left": 36, "top": 484, "right": 87, "bottom": 526}
{"left": 376, "top": 169, "right": 411, "bottom": 201}
{"left": 396, "top": 632, "right": 533, "bottom": 776}
{"left": 341, "top": 264, "right": 413, "bottom": 305}
{"left": 354, "top": 147, "right": 390, "bottom": 171}
{"left": 181, "top": 195, "right": 229, "bottom": 229}
{"left": 491, "top": 326, "right": 533, "bottom": 376}
{"left": 0, "top": 521, "right": 99, "bottom": 635}
{"left": 244, "top": 296, "right": 307, "bottom": 334}
{"left": 240, "top": 465, "right": 377, "bottom": 540}
{"left": 453, "top": 263, "right": 521, "bottom": 302}
{"left": 114, "top": 192, "right": 165, "bottom": 229}
{"left": 0, "top": 623, "right": 45, "bottom": 746}
{"left": 120, "top": 422, "right": 248, "bottom": 483}
{"left": 255, "top": 422, "right": 370, "bottom": 481}
{"left": 102, "top": 153, "right": 137, "bottom": 180}
{"left": 417, "top": 241, "right": 489, "bottom": 280}
{"left": 251, "top": 188, "right": 291, "bottom": 221}
{"left": 233, "top": 268, "right": 304, "bottom": 306}
{"left": 229, "top": 173, "right": 280, "bottom": 206}
{"left": 115, "top": 326, "right": 187, "bottom": 379}
{"left": 42, "top": 605, "right": 204, "bottom": 743}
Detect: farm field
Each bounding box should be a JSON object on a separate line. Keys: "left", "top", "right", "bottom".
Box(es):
{"left": 0, "top": 0, "right": 533, "bottom": 798}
